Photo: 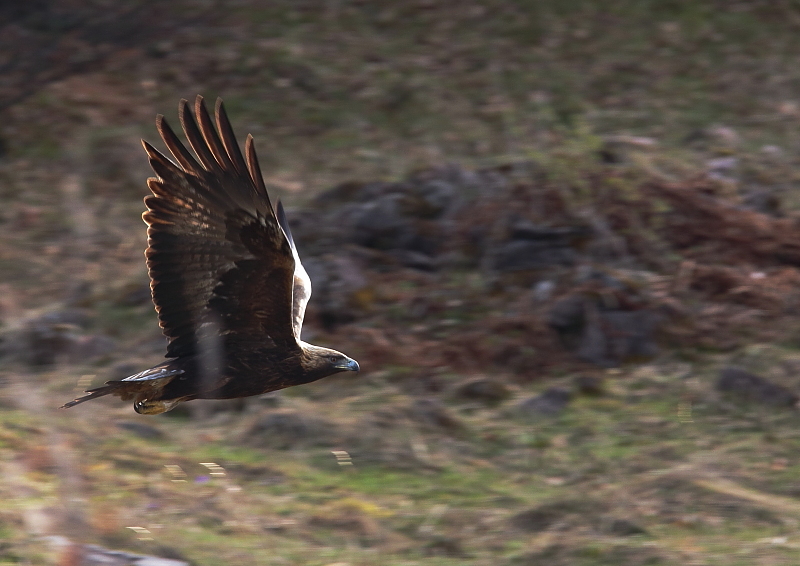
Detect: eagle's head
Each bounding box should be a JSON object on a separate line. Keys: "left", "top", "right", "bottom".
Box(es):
{"left": 299, "top": 342, "right": 360, "bottom": 381}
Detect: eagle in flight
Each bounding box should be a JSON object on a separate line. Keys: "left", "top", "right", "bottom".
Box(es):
{"left": 62, "top": 96, "right": 359, "bottom": 414}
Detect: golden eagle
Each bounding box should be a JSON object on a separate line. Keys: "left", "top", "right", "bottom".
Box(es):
{"left": 62, "top": 96, "right": 359, "bottom": 414}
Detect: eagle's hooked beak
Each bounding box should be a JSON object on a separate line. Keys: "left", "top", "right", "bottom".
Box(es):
{"left": 336, "top": 357, "right": 360, "bottom": 372}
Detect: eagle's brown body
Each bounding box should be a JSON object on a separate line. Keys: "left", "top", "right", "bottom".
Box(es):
{"left": 62, "top": 97, "right": 359, "bottom": 414}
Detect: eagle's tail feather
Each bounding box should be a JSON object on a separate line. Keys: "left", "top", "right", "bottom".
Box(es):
{"left": 60, "top": 366, "right": 185, "bottom": 409}
{"left": 60, "top": 384, "right": 120, "bottom": 409}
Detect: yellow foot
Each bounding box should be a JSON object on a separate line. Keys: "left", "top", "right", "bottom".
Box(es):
{"left": 134, "top": 398, "right": 181, "bottom": 415}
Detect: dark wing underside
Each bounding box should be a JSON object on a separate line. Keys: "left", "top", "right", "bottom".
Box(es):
{"left": 142, "top": 96, "right": 299, "bottom": 366}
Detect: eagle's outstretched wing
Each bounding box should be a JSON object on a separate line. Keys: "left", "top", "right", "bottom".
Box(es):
{"left": 61, "top": 96, "right": 358, "bottom": 414}
{"left": 142, "top": 96, "right": 299, "bottom": 360}
{"left": 276, "top": 201, "right": 311, "bottom": 340}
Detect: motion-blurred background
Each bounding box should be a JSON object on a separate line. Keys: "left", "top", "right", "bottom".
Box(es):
{"left": 4, "top": 1, "right": 800, "bottom": 564}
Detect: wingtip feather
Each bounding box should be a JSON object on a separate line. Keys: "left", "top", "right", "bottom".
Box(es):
{"left": 214, "top": 98, "right": 248, "bottom": 176}
{"left": 245, "top": 134, "right": 272, "bottom": 209}
{"left": 141, "top": 139, "right": 158, "bottom": 158}
{"left": 179, "top": 96, "right": 220, "bottom": 172}
{"left": 195, "top": 94, "right": 234, "bottom": 172}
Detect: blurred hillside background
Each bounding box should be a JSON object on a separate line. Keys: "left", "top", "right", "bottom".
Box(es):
{"left": 5, "top": 1, "right": 800, "bottom": 564}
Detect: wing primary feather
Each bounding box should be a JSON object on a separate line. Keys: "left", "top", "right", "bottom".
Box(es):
{"left": 141, "top": 140, "right": 172, "bottom": 167}
{"left": 156, "top": 115, "right": 202, "bottom": 175}
{"left": 142, "top": 140, "right": 187, "bottom": 185}
{"left": 194, "top": 95, "right": 234, "bottom": 172}
{"left": 179, "top": 98, "right": 222, "bottom": 173}
{"left": 245, "top": 134, "right": 273, "bottom": 209}
{"left": 215, "top": 98, "right": 248, "bottom": 176}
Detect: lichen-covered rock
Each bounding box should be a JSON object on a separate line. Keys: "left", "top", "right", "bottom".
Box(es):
{"left": 452, "top": 377, "right": 511, "bottom": 405}
{"left": 242, "top": 409, "right": 340, "bottom": 449}
{"left": 0, "top": 310, "right": 115, "bottom": 367}
{"left": 716, "top": 367, "right": 798, "bottom": 407}
{"left": 517, "top": 387, "right": 572, "bottom": 417}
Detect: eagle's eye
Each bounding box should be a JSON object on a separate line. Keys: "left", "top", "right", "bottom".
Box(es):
{"left": 329, "top": 355, "right": 338, "bottom": 363}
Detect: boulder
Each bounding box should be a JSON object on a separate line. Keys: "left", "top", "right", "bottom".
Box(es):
{"left": 716, "top": 367, "right": 797, "bottom": 407}
{"left": 517, "top": 387, "right": 572, "bottom": 417}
